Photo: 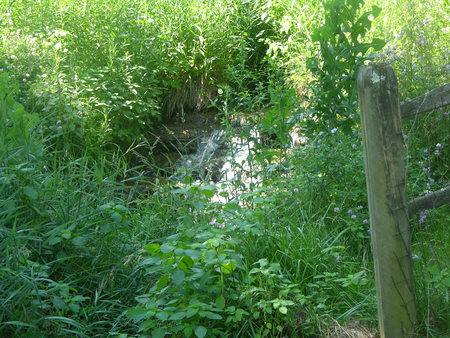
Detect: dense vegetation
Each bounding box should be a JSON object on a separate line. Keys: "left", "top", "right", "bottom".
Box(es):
{"left": 1, "top": 0, "right": 448, "bottom": 336}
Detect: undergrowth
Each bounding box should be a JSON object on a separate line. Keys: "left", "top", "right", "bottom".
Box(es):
{"left": 0, "top": 0, "right": 448, "bottom": 337}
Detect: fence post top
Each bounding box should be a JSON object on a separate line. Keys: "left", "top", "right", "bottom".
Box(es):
{"left": 358, "top": 63, "right": 397, "bottom": 88}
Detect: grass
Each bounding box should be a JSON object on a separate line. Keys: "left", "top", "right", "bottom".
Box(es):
{"left": 1, "top": 0, "right": 448, "bottom": 336}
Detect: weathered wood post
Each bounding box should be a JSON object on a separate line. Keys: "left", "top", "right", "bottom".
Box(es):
{"left": 357, "top": 63, "right": 416, "bottom": 337}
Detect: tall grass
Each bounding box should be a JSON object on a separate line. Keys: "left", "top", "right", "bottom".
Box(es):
{"left": 1, "top": 0, "right": 448, "bottom": 336}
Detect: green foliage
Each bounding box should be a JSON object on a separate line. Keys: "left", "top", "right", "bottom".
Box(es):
{"left": 0, "top": 0, "right": 448, "bottom": 337}
{"left": 305, "top": 0, "right": 385, "bottom": 133}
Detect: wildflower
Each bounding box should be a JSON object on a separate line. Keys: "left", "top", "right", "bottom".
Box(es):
{"left": 293, "top": 188, "right": 299, "bottom": 193}
{"left": 411, "top": 253, "right": 419, "bottom": 260}
{"left": 317, "top": 145, "right": 321, "bottom": 149}
{"left": 56, "top": 126, "right": 63, "bottom": 131}
{"left": 423, "top": 148, "right": 429, "bottom": 154}
{"left": 422, "top": 167, "right": 430, "bottom": 172}
{"left": 330, "top": 128, "right": 338, "bottom": 134}
{"left": 362, "top": 219, "right": 369, "bottom": 224}
{"left": 403, "top": 134, "right": 409, "bottom": 139}
{"left": 351, "top": 215, "right": 357, "bottom": 220}
{"left": 444, "top": 112, "right": 449, "bottom": 117}
{"left": 423, "top": 19, "right": 429, "bottom": 25}
{"left": 436, "top": 143, "right": 442, "bottom": 148}
{"left": 357, "top": 205, "right": 363, "bottom": 210}
{"left": 334, "top": 207, "right": 340, "bottom": 212}
{"left": 351, "top": 144, "right": 357, "bottom": 149}
{"left": 347, "top": 209, "right": 353, "bottom": 214}
{"left": 419, "top": 210, "right": 429, "bottom": 223}
{"left": 367, "top": 229, "right": 372, "bottom": 235}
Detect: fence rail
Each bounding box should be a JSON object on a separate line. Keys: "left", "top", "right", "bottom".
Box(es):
{"left": 401, "top": 83, "right": 450, "bottom": 118}
{"left": 357, "top": 63, "right": 449, "bottom": 338}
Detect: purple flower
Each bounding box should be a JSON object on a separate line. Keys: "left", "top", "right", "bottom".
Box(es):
{"left": 436, "top": 143, "right": 442, "bottom": 148}
{"left": 362, "top": 219, "right": 369, "bottom": 224}
{"left": 423, "top": 149, "right": 429, "bottom": 154}
{"left": 351, "top": 215, "right": 357, "bottom": 220}
{"left": 334, "top": 207, "right": 340, "bottom": 212}
{"left": 347, "top": 209, "right": 353, "bottom": 214}
{"left": 419, "top": 210, "right": 429, "bottom": 223}
{"left": 293, "top": 188, "right": 299, "bottom": 193}
{"left": 357, "top": 205, "right": 363, "bottom": 210}
{"left": 428, "top": 177, "right": 435, "bottom": 183}
{"left": 331, "top": 128, "right": 338, "bottom": 134}
{"left": 422, "top": 167, "right": 430, "bottom": 172}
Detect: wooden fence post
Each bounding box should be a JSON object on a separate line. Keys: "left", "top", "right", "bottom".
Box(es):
{"left": 357, "top": 63, "right": 416, "bottom": 337}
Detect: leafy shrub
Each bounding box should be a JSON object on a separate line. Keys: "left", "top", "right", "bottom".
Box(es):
{"left": 305, "top": 0, "right": 385, "bottom": 133}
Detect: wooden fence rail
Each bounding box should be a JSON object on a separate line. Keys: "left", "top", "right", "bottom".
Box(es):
{"left": 357, "top": 63, "right": 449, "bottom": 338}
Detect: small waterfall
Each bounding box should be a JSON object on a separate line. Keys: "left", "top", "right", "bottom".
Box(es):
{"left": 170, "top": 128, "right": 261, "bottom": 202}
{"left": 170, "top": 129, "right": 225, "bottom": 182}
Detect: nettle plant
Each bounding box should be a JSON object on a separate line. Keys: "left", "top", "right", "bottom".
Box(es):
{"left": 305, "top": 0, "right": 385, "bottom": 134}
{"left": 126, "top": 187, "right": 307, "bottom": 337}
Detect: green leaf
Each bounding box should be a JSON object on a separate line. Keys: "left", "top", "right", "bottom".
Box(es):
{"left": 221, "top": 261, "right": 237, "bottom": 274}
{"left": 152, "top": 327, "right": 167, "bottom": 338}
{"left": 184, "top": 326, "right": 193, "bottom": 337}
{"left": 157, "top": 275, "right": 169, "bottom": 290}
{"left": 169, "top": 312, "right": 186, "bottom": 320}
{"left": 111, "top": 212, "right": 122, "bottom": 223}
{"left": 192, "top": 200, "right": 205, "bottom": 210}
{"left": 155, "top": 311, "right": 169, "bottom": 321}
{"left": 215, "top": 296, "right": 225, "bottom": 310}
{"left": 171, "top": 270, "right": 185, "bottom": 285}
{"left": 199, "top": 185, "right": 217, "bottom": 198}
{"left": 185, "top": 307, "right": 198, "bottom": 318}
{"left": 126, "top": 308, "right": 149, "bottom": 321}
{"left": 184, "top": 249, "right": 201, "bottom": 259}
{"left": 160, "top": 243, "right": 175, "bottom": 253}
{"left": 23, "top": 186, "right": 38, "bottom": 200}
{"left": 203, "top": 311, "right": 222, "bottom": 320}
{"left": 71, "top": 236, "right": 87, "bottom": 246}
{"left": 194, "top": 326, "right": 207, "bottom": 338}
{"left": 47, "top": 236, "right": 62, "bottom": 246}
{"left": 144, "top": 243, "right": 161, "bottom": 255}
{"left": 279, "top": 306, "right": 288, "bottom": 314}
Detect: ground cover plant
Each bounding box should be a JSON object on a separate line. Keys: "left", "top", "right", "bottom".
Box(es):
{"left": 1, "top": 0, "right": 448, "bottom": 337}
